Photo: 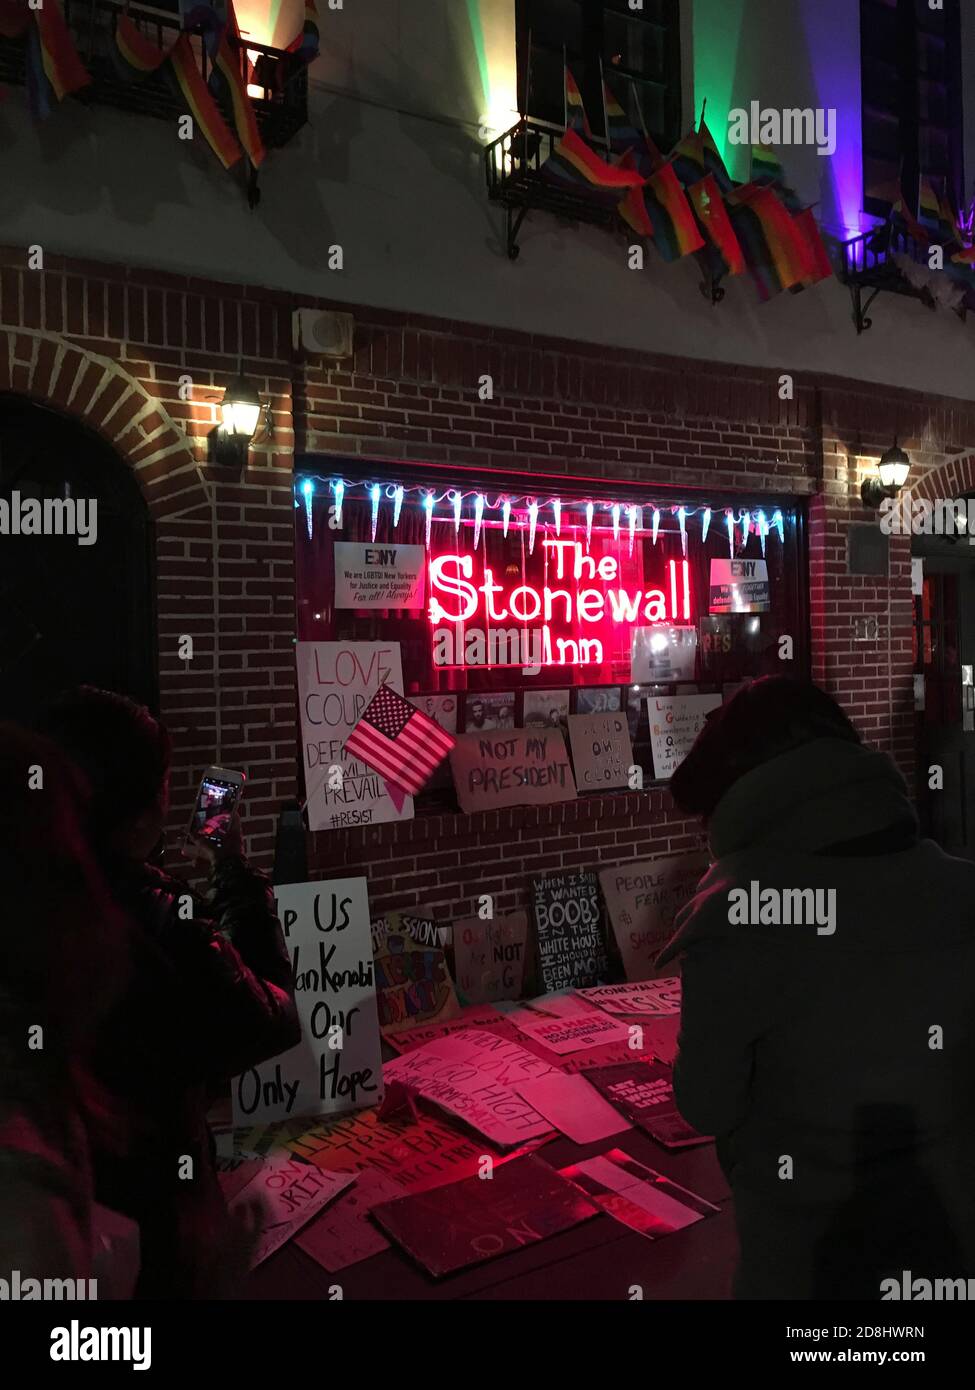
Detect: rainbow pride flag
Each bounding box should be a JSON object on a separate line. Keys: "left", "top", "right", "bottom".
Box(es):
{"left": 620, "top": 162, "right": 704, "bottom": 261}
{"left": 750, "top": 144, "right": 802, "bottom": 212}
{"left": 565, "top": 66, "right": 592, "bottom": 137}
{"left": 114, "top": 13, "right": 169, "bottom": 78}
{"left": 688, "top": 174, "right": 744, "bottom": 276}
{"left": 185, "top": 1, "right": 265, "bottom": 167}
{"left": 25, "top": 1, "right": 90, "bottom": 121}
{"left": 543, "top": 125, "right": 645, "bottom": 207}
{"left": 727, "top": 182, "right": 808, "bottom": 300}
{"left": 286, "top": 0, "right": 320, "bottom": 63}
{"left": 889, "top": 185, "right": 930, "bottom": 247}
{"left": 170, "top": 32, "right": 243, "bottom": 169}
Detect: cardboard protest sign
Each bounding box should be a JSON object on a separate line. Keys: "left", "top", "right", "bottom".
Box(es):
{"left": 578, "top": 978, "right": 683, "bottom": 1016}
{"left": 382, "top": 1003, "right": 511, "bottom": 1055}
{"left": 371, "top": 1154, "right": 598, "bottom": 1278}
{"left": 333, "top": 541, "right": 425, "bottom": 609}
{"left": 383, "top": 1028, "right": 559, "bottom": 1147}
{"left": 449, "top": 728, "right": 577, "bottom": 814}
{"left": 514, "top": 1074, "right": 631, "bottom": 1145}
{"left": 452, "top": 912, "right": 529, "bottom": 1004}
{"left": 532, "top": 870, "right": 608, "bottom": 994}
{"left": 295, "top": 1170, "right": 399, "bottom": 1271}
{"left": 297, "top": 641, "right": 414, "bottom": 832}
{"left": 567, "top": 712, "right": 634, "bottom": 792}
{"left": 232, "top": 878, "right": 383, "bottom": 1127}
{"left": 285, "top": 1105, "right": 508, "bottom": 1196}
{"left": 560, "top": 1149, "right": 718, "bottom": 1239}
{"left": 599, "top": 855, "right": 707, "bottom": 980}
{"left": 371, "top": 910, "right": 459, "bottom": 1036}
{"left": 227, "top": 1152, "right": 355, "bottom": 1267}
{"left": 511, "top": 1010, "right": 631, "bottom": 1056}
{"left": 584, "top": 1061, "right": 709, "bottom": 1149}
{"left": 709, "top": 557, "right": 770, "bottom": 613}
{"left": 647, "top": 693, "right": 721, "bottom": 780}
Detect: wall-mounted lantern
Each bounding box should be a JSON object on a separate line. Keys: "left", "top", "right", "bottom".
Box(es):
{"left": 209, "top": 373, "right": 271, "bottom": 468}
{"left": 861, "top": 440, "right": 911, "bottom": 508}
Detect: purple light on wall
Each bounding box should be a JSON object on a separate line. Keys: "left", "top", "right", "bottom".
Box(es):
{"left": 799, "top": 0, "right": 863, "bottom": 241}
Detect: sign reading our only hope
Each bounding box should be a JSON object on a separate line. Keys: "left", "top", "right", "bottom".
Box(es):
{"left": 232, "top": 877, "right": 384, "bottom": 1127}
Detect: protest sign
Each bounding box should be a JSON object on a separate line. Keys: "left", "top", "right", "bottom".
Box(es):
{"left": 449, "top": 729, "right": 577, "bottom": 814}
{"left": 297, "top": 641, "right": 414, "bottom": 832}
{"left": 232, "top": 878, "right": 383, "bottom": 1127}
{"left": 709, "top": 557, "right": 770, "bottom": 613}
{"left": 598, "top": 855, "right": 707, "bottom": 979}
{"left": 371, "top": 910, "right": 459, "bottom": 1036}
{"left": 383, "top": 1029, "right": 558, "bottom": 1147}
{"left": 514, "top": 1074, "right": 631, "bottom": 1144}
{"left": 532, "top": 870, "right": 608, "bottom": 993}
{"left": 294, "top": 1170, "right": 399, "bottom": 1271}
{"left": 584, "top": 1061, "right": 709, "bottom": 1149}
{"left": 511, "top": 1010, "right": 631, "bottom": 1056}
{"left": 578, "top": 978, "right": 683, "bottom": 1016}
{"left": 452, "top": 912, "right": 529, "bottom": 1004}
{"left": 227, "top": 1152, "right": 355, "bottom": 1267}
{"left": 647, "top": 693, "right": 721, "bottom": 780}
{"left": 371, "top": 1154, "right": 598, "bottom": 1278}
{"left": 333, "top": 542, "right": 425, "bottom": 609}
{"left": 567, "top": 712, "right": 634, "bottom": 792}
{"left": 284, "top": 1105, "right": 508, "bottom": 1195}
{"left": 560, "top": 1149, "right": 718, "bottom": 1239}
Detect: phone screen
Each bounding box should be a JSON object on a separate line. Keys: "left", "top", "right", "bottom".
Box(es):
{"left": 188, "top": 773, "right": 243, "bottom": 846}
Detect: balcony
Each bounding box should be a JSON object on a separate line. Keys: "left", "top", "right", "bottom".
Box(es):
{"left": 485, "top": 119, "right": 621, "bottom": 260}
{"left": 0, "top": 0, "right": 307, "bottom": 151}
{"left": 837, "top": 223, "right": 956, "bottom": 333}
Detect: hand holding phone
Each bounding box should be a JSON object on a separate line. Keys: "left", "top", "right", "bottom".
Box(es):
{"left": 184, "top": 766, "right": 245, "bottom": 860}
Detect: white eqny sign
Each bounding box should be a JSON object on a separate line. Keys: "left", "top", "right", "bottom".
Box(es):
{"left": 333, "top": 542, "right": 425, "bottom": 609}
{"left": 232, "top": 877, "right": 384, "bottom": 1127}
{"left": 296, "top": 640, "right": 414, "bottom": 833}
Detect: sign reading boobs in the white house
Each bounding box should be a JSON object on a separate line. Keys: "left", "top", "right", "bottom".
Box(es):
{"left": 232, "top": 877, "right": 384, "bottom": 1127}
{"left": 296, "top": 640, "right": 414, "bottom": 833}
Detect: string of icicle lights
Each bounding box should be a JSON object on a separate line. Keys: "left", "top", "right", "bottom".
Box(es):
{"left": 296, "top": 477, "right": 789, "bottom": 559}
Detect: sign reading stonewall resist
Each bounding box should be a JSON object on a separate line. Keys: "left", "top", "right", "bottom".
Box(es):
{"left": 532, "top": 870, "right": 608, "bottom": 993}
{"left": 232, "top": 877, "right": 383, "bottom": 1127}
{"left": 297, "top": 640, "right": 414, "bottom": 832}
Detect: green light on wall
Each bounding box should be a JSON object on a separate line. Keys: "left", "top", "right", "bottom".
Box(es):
{"left": 692, "top": 0, "right": 747, "bottom": 181}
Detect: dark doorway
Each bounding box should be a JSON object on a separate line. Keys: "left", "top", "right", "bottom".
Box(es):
{"left": 0, "top": 394, "right": 157, "bottom": 722}
{"left": 913, "top": 529, "right": 975, "bottom": 859}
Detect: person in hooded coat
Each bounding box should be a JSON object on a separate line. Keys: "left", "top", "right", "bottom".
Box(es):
{"left": 657, "top": 676, "right": 975, "bottom": 1300}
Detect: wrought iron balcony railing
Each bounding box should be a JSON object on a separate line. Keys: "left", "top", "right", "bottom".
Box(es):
{"left": 485, "top": 118, "right": 621, "bottom": 260}
{"left": 836, "top": 223, "right": 945, "bottom": 333}
{"left": 0, "top": 0, "right": 307, "bottom": 151}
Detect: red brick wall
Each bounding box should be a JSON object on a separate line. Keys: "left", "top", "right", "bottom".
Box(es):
{"left": 3, "top": 244, "right": 975, "bottom": 917}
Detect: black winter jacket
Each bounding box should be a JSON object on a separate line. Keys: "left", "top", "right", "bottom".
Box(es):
{"left": 91, "top": 855, "right": 299, "bottom": 1299}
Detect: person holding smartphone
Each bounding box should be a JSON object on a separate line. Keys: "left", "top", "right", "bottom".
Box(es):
{"left": 37, "top": 687, "right": 301, "bottom": 1299}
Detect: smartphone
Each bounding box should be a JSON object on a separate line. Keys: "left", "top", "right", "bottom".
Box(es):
{"left": 184, "top": 766, "right": 245, "bottom": 851}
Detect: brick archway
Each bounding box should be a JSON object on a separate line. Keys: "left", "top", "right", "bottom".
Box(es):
{"left": 0, "top": 326, "right": 207, "bottom": 517}
{"left": 910, "top": 453, "right": 975, "bottom": 504}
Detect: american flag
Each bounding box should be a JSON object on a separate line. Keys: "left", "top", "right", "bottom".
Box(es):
{"left": 344, "top": 684, "right": 455, "bottom": 796}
